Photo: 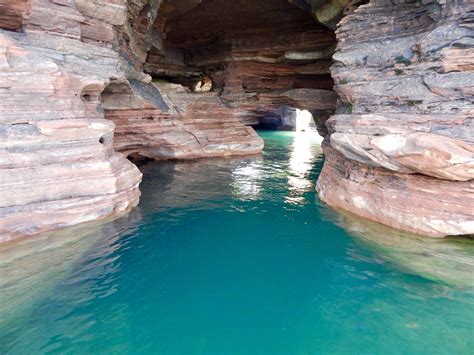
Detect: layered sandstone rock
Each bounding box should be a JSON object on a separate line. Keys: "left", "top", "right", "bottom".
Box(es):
{"left": 144, "top": 0, "right": 338, "bottom": 130}
{"left": 0, "top": 0, "right": 272, "bottom": 239}
{"left": 318, "top": 145, "right": 474, "bottom": 238}
{"left": 0, "top": 24, "right": 142, "bottom": 241}
{"left": 1, "top": 0, "right": 472, "bottom": 240}
{"left": 102, "top": 79, "right": 263, "bottom": 159}
{"left": 0, "top": 114, "right": 142, "bottom": 240}
{"left": 317, "top": 0, "right": 474, "bottom": 237}
{"left": 0, "top": 0, "right": 141, "bottom": 240}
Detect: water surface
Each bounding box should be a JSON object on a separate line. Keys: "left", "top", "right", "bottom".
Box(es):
{"left": 1, "top": 131, "right": 473, "bottom": 354}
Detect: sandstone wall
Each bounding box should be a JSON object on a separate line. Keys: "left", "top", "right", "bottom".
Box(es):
{"left": 0, "top": 0, "right": 146, "bottom": 240}
{"left": 1, "top": 0, "right": 472, "bottom": 239}
{"left": 316, "top": 0, "right": 474, "bottom": 237}
{"left": 102, "top": 80, "right": 263, "bottom": 159}
{"left": 0, "top": 0, "right": 268, "bottom": 240}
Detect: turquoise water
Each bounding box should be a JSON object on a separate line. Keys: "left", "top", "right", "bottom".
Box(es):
{"left": 1, "top": 131, "right": 473, "bottom": 354}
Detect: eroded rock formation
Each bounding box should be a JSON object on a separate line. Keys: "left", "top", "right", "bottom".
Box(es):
{"left": 0, "top": 0, "right": 472, "bottom": 239}
{"left": 0, "top": 2, "right": 143, "bottom": 240}
{"left": 102, "top": 79, "right": 263, "bottom": 159}
{"left": 141, "top": 0, "right": 338, "bottom": 137}
{"left": 316, "top": 0, "right": 474, "bottom": 237}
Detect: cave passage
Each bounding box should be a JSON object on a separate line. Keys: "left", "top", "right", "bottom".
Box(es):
{"left": 1, "top": 0, "right": 474, "bottom": 351}
{"left": 250, "top": 106, "right": 318, "bottom": 132}
{"left": 143, "top": 0, "right": 338, "bottom": 134}
{"left": 96, "top": 0, "right": 338, "bottom": 164}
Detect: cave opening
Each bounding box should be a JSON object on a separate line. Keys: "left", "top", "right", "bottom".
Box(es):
{"left": 250, "top": 106, "right": 319, "bottom": 134}
{"left": 141, "top": 0, "right": 338, "bottom": 137}
{"left": 98, "top": 0, "right": 339, "bottom": 163}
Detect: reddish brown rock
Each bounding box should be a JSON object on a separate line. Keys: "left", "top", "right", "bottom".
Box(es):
{"left": 0, "top": 1, "right": 142, "bottom": 241}
{"left": 317, "top": 146, "right": 474, "bottom": 238}
{"left": 317, "top": 0, "right": 474, "bottom": 237}
{"left": 0, "top": 118, "right": 142, "bottom": 241}
{"left": 102, "top": 80, "right": 264, "bottom": 159}
{"left": 0, "top": 0, "right": 28, "bottom": 31}
{"left": 328, "top": 115, "right": 474, "bottom": 181}
{"left": 0, "top": 0, "right": 472, "bottom": 240}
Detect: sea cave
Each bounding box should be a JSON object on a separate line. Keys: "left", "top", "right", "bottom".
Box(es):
{"left": 0, "top": 0, "right": 473, "bottom": 353}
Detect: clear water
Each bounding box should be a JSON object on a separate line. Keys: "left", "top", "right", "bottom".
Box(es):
{"left": 1, "top": 131, "right": 473, "bottom": 354}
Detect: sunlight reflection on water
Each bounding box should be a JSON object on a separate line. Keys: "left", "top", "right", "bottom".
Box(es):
{"left": 286, "top": 130, "right": 323, "bottom": 206}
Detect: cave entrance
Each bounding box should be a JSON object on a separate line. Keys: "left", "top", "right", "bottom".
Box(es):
{"left": 142, "top": 0, "right": 338, "bottom": 137}
{"left": 250, "top": 106, "right": 318, "bottom": 133}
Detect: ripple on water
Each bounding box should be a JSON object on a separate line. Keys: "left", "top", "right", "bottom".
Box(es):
{"left": 0, "top": 131, "right": 473, "bottom": 354}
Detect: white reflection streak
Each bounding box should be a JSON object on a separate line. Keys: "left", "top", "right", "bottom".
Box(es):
{"left": 287, "top": 112, "right": 323, "bottom": 204}
{"left": 288, "top": 132, "right": 314, "bottom": 191}
{"left": 231, "top": 162, "right": 262, "bottom": 199}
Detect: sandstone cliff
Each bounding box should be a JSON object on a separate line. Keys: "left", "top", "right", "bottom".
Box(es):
{"left": 0, "top": 1, "right": 143, "bottom": 240}
{"left": 0, "top": 0, "right": 472, "bottom": 239}
{"left": 316, "top": 0, "right": 474, "bottom": 237}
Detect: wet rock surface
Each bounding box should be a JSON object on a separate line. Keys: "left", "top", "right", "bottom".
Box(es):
{"left": 317, "top": 145, "right": 474, "bottom": 238}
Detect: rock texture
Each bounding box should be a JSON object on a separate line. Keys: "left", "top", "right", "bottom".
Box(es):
{"left": 102, "top": 80, "right": 263, "bottom": 159}
{"left": 0, "top": 0, "right": 472, "bottom": 239}
{"left": 316, "top": 0, "right": 474, "bottom": 237}
{"left": 144, "top": 0, "right": 338, "bottom": 132}
{"left": 0, "top": 2, "right": 143, "bottom": 240}
{"left": 318, "top": 146, "right": 474, "bottom": 237}
{"left": 0, "top": 0, "right": 282, "bottom": 239}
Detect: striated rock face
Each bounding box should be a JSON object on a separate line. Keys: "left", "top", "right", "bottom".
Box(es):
{"left": 144, "top": 0, "right": 338, "bottom": 132}
{"left": 0, "top": 0, "right": 142, "bottom": 240}
{"left": 328, "top": 114, "right": 473, "bottom": 182}
{"left": 0, "top": 115, "right": 142, "bottom": 240}
{"left": 318, "top": 146, "right": 474, "bottom": 238}
{"left": 317, "top": 0, "right": 474, "bottom": 237}
{"left": 102, "top": 80, "right": 263, "bottom": 159}
{"left": 0, "top": 0, "right": 472, "bottom": 240}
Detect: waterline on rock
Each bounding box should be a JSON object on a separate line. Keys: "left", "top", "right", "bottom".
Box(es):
{"left": 0, "top": 131, "right": 472, "bottom": 354}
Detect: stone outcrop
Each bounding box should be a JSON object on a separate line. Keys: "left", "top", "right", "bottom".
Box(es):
{"left": 0, "top": 0, "right": 185, "bottom": 240}
{"left": 316, "top": 0, "right": 474, "bottom": 237}
{"left": 0, "top": 117, "right": 142, "bottom": 241}
{"left": 102, "top": 79, "right": 263, "bottom": 159}
{"left": 318, "top": 146, "right": 474, "bottom": 238}
{"left": 0, "top": 2, "right": 143, "bottom": 241}
{"left": 0, "top": 0, "right": 472, "bottom": 239}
